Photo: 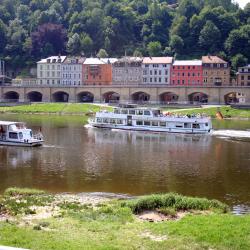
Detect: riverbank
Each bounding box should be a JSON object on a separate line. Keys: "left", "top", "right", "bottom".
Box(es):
{"left": 0, "top": 188, "right": 249, "bottom": 250}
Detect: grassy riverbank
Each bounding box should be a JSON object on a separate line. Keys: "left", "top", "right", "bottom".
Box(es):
{"left": 173, "top": 106, "right": 250, "bottom": 119}
{"left": 0, "top": 188, "right": 249, "bottom": 250}
{"left": 0, "top": 103, "right": 111, "bottom": 114}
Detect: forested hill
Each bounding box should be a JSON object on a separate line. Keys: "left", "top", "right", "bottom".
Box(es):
{"left": 0, "top": 0, "right": 249, "bottom": 71}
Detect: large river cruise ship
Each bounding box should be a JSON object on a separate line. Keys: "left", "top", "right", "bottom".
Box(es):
{"left": 89, "top": 105, "right": 212, "bottom": 134}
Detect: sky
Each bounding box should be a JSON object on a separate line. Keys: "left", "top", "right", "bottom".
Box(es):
{"left": 233, "top": 0, "right": 249, "bottom": 8}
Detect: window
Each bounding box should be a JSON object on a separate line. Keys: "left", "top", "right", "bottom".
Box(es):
{"left": 184, "top": 123, "right": 191, "bottom": 128}
{"left": 144, "top": 110, "right": 150, "bottom": 115}
{"left": 192, "top": 123, "right": 200, "bottom": 129}
{"left": 117, "top": 119, "right": 123, "bottom": 124}
{"left": 97, "top": 118, "right": 102, "bottom": 123}
{"left": 19, "top": 132, "right": 23, "bottom": 139}
{"left": 103, "top": 118, "right": 109, "bottom": 123}
{"left": 159, "top": 121, "right": 166, "bottom": 127}
{"left": 136, "top": 120, "right": 143, "bottom": 125}
{"left": 144, "top": 121, "right": 150, "bottom": 126}
{"left": 121, "top": 110, "right": 128, "bottom": 114}
{"left": 152, "top": 121, "right": 158, "bottom": 126}
{"left": 129, "top": 110, "right": 135, "bottom": 115}
{"left": 9, "top": 132, "right": 18, "bottom": 139}
{"left": 110, "top": 119, "right": 116, "bottom": 124}
{"left": 159, "top": 70, "right": 161, "bottom": 75}
{"left": 175, "top": 124, "right": 183, "bottom": 128}
{"left": 136, "top": 110, "right": 143, "bottom": 115}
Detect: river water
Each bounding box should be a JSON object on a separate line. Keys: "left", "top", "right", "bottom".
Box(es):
{"left": 0, "top": 114, "right": 250, "bottom": 214}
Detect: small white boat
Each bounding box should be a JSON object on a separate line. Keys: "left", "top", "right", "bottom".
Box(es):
{"left": 0, "top": 121, "right": 44, "bottom": 147}
{"left": 89, "top": 105, "right": 212, "bottom": 134}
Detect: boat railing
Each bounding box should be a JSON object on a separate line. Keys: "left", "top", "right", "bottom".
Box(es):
{"left": 33, "top": 132, "right": 43, "bottom": 141}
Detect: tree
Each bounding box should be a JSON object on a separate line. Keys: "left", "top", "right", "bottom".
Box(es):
{"left": 133, "top": 49, "right": 143, "bottom": 57}
{"left": 97, "top": 49, "right": 108, "bottom": 58}
{"left": 147, "top": 41, "right": 162, "bottom": 56}
{"left": 231, "top": 54, "right": 248, "bottom": 70}
{"left": 67, "top": 33, "right": 82, "bottom": 55}
{"left": 0, "top": 20, "right": 7, "bottom": 54}
{"left": 199, "top": 21, "right": 221, "bottom": 53}
{"left": 169, "top": 35, "right": 184, "bottom": 55}
{"left": 31, "top": 23, "right": 67, "bottom": 58}
{"left": 80, "top": 33, "right": 93, "bottom": 55}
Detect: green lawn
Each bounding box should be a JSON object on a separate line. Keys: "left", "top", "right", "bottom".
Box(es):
{"left": 0, "top": 103, "right": 111, "bottom": 114}
{"left": 0, "top": 189, "right": 249, "bottom": 250}
{"left": 172, "top": 106, "right": 250, "bottom": 118}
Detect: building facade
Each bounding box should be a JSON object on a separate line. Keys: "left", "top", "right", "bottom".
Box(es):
{"left": 112, "top": 57, "right": 142, "bottom": 85}
{"left": 171, "top": 60, "right": 203, "bottom": 86}
{"left": 202, "top": 56, "right": 230, "bottom": 86}
{"left": 61, "top": 57, "right": 85, "bottom": 86}
{"left": 37, "top": 56, "right": 66, "bottom": 85}
{"left": 142, "top": 57, "right": 173, "bottom": 85}
{"left": 82, "top": 58, "right": 115, "bottom": 85}
{"left": 237, "top": 65, "right": 250, "bottom": 86}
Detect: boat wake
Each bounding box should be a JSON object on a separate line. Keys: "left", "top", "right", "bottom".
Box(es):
{"left": 212, "top": 130, "right": 250, "bottom": 138}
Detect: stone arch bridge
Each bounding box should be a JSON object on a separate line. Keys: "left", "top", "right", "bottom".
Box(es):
{"left": 0, "top": 85, "right": 249, "bottom": 104}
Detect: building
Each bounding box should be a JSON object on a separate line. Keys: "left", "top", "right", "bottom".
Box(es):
{"left": 202, "top": 56, "right": 230, "bottom": 86}
{"left": 112, "top": 57, "right": 143, "bottom": 85}
{"left": 142, "top": 57, "right": 173, "bottom": 85}
{"left": 82, "top": 58, "right": 116, "bottom": 85}
{"left": 61, "top": 57, "right": 85, "bottom": 86}
{"left": 171, "top": 60, "right": 203, "bottom": 86}
{"left": 237, "top": 65, "right": 250, "bottom": 86}
{"left": 37, "top": 56, "right": 66, "bottom": 85}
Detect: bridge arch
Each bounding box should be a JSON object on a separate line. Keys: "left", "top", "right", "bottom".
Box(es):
{"left": 4, "top": 91, "right": 19, "bottom": 102}
{"left": 26, "top": 91, "right": 43, "bottom": 102}
{"left": 102, "top": 91, "right": 120, "bottom": 103}
{"left": 224, "top": 92, "right": 245, "bottom": 104}
{"left": 77, "top": 91, "right": 94, "bottom": 103}
{"left": 52, "top": 91, "right": 69, "bottom": 102}
{"left": 159, "top": 92, "right": 179, "bottom": 104}
{"left": 188, "top": 92, "right": 208, "bottom": 104}
{"left": 131, "top": 91, "right": 150, "bottom": 103}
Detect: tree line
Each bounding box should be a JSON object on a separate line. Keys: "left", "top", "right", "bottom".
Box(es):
{"left": 0, "top": 0, "right": 249, "bottom": 72}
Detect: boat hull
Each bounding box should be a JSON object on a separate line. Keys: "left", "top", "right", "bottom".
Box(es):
{"left": 90, "top": 123, "right": 211, "bottom": 134}
{"left": 0, "top": 140, "right": 44, "bottom": 147}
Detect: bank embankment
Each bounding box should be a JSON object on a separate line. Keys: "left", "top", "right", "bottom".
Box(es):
{"left": 0, "top": 188, "right": 249, "bottom": 250}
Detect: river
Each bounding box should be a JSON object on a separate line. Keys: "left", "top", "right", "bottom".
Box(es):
{"left": 0, "top": 114, "right": 250, "bottom": 214}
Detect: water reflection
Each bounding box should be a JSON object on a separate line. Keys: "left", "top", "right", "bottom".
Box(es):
{"left": 0, "top": 114, "right": 250, "bottom": 213}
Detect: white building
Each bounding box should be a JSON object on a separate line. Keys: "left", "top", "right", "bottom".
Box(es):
{"left": 37, "top": 56, "right": 66, "bottom": 85}
{"left": 61, "top": 57, "right": 85, "bottom": 85}
{"left": 142, "top": 57, "right": 173, "bottom": 84}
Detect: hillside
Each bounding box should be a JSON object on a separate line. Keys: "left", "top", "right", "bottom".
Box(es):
{"left": 0, "top": 0, "right": 249, "bottom": 71}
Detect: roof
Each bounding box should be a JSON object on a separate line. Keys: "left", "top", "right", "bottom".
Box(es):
{"left": 101, "top": 58, "right": 118, "bottom": 64}
{"left": 116, "top": 57, "right": 143, "bottom": 63}
{"left": 202, "top": 56, "right": 227, "bottom": 64}
{"left": 0, "top": 121, "right": 23, "bottom": 126}
{"left": 143, "top": 57, "right": 173, "bottom": 64}
{"left": 37, "top": 56, "right": 67, "bottom": 63}
{"left": 63, "top": 57, "right": 85, "bottom": 64}
{"left": 173, "top": 60, "right": 202, "bottom": 66}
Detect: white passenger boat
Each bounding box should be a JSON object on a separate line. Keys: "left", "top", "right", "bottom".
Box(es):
{"left": 0, "top": 121, "right": 44, "bottom": 147}
{"left": 89, "top": 105, "right": 212, "bottom": 134}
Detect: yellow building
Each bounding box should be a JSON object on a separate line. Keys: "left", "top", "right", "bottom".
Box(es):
{"left": 237, "top": 65, "right": 250, "bottom": 86}
{"left": 202, "top": 56, "right": 230, "bottom": 86}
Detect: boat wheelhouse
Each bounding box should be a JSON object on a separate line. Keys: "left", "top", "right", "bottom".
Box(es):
{"left": 89, "top": 105, "right": 212, "bottom": 134}
{"left": 0, "top": 121, "right": 44, "bottom": 147}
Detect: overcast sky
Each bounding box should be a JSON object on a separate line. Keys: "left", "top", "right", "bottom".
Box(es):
{"left": 234, "top": 0, "right": 249, "bottom": 8}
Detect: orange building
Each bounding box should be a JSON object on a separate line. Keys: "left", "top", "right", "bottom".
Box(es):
{"left": 82, "top": 58, "right": 117, "bottom": 85}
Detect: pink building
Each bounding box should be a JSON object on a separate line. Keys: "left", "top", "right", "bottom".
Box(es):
{"left": 171, "top": 60, "right": 203, "bottom": 86}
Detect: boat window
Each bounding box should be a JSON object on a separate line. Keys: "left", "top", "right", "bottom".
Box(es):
{"left": 129, "top": 110, "right": 135, "bottom": 115}
{"left": 192, "top": 123, "right": 200, "bottom": 129}
{"left": 159, "top": 122, "right": 166, "bottom": 127}
{"left": 175, "top": 124, "right": 183, "bottom": 128}
{"left": 184, "top": 123, "right": 191, "bottom": 128}
{"left": 117, "top": 119, "right": 123, "bottom": 124}
{"left": 97, "top": 118, "right": 102, "bottom": 123}
{"left": 114, "top": 109, "right": 120, "bottom": 114}
{"left": 153, "top": 110, "right": 161, "bottom": 116}
{"left": 121, "top": 109, "right": 128, "bottom": 114}
{"left": 144, "top": 110, "right": 151, "bottom": 115}
{"left": 103, "top": 118, "right": 109, "bottom": 123}
{"left": 136, "top": 120, "right": 143, "bottom": 126}
{"left": 144, "top": 121, "right": 150, "bottom": 126}
{"left": 205, "top": 123, "right": 208, "bottom": 126}
{"left": 152, "top": 121, "right": 158, "bottom": 126}
{"left": 110, "top": 119, "right": 116, "bottom": 124}
{"left": 19, "top": 132, "right": 23, "bottom": 139}
{"left": 9, "top": 132, "right": 18, "bottom": 139}
{"left": 136, "top": 110, "right": 143, "bottom": 115}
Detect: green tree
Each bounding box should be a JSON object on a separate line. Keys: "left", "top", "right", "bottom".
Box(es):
{"left": 169, "top": 35, "right": 184, "bottom": 55}
{"left": 231, "top": 54, "right": 248, "bottom": 70}
{"left": 147, "top": 41, "right": 162, "bottom": 56}
{"left": 199, "top": 20, "right": 221, "bottom": 53}
{"left": 67, "top": 33, "right": 82, "bottom": 55}
{"left": 80, "top": 33, "right": 93, "bottom": 55}
{"left": 97, "top": 49, "right": 108, "bottom": 58}
{"left": 0, "top": 20, "right": 7, "bottom": 54}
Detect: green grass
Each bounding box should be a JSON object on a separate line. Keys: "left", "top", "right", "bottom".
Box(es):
{"left": 4, "top": 187, "right": 45, "bottom": 196}
{"left": 0, "top": 103, "right": 112, "bottom": 114}
{"left": 0, "top": 189, "right": 249, "bottom": 249}
{"left": 173, "top": 106, "right": 250, "bottom": 118}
